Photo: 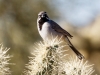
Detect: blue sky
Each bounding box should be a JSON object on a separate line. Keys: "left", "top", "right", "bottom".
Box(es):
{"left": 49, "top": 0, "right": 100, "bottom": 26}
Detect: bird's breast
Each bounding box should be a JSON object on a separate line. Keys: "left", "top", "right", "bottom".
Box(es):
{"left": 39, "top": 22, "right": 52, "bottom": 40}
{"left": 39, "top": 22, "right": 61, "bottom": 40}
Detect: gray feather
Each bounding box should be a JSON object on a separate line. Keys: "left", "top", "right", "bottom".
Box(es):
{"left": 49, "top": 20, "right": 73, "bottom": 38}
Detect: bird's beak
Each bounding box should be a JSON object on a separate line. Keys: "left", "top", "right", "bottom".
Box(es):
{"left": 41, "top": 14, "right": 46, "bottom": 18}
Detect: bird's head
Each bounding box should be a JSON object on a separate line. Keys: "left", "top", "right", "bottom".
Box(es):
{"left": 37, "top": 11, "right": 49, "bottom": 23}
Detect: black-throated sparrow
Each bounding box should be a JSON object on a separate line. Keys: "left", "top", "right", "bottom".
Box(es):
{"left": 37, "top": 11, "right": 84, "bottom": 60}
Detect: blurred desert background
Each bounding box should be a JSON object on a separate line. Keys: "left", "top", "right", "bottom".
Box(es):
{"left": 0, "top": 0, "right": 100, "bottom": 75}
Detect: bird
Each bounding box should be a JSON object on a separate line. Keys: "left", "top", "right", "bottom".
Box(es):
{"left": 37, "top": 11, "right": 84, "bottom": 60}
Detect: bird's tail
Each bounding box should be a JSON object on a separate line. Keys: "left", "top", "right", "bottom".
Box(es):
{"left": 66, "top": 37, "right": 84, "bottom": 60}
{"left": 69, "top": 45, "right": 84, "bottom": 60}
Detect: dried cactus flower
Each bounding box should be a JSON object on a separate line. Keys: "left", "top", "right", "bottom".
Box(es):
{"left": 0, "top": 44, "right": 12, "bottom": 75}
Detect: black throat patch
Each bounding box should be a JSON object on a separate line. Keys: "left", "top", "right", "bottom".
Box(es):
{"left": 38, "top": 18, "right": 49, "bottom": 31}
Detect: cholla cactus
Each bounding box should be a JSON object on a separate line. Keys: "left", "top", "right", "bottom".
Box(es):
{"left": 24, "top": 37, "right": 95, "bottom": 75}
{"left": 24, "top": 37, "right": 67, "bottom": 75}
{"left": 62, "top": 56, "right": 95, "bottom": 75}
{"left": 0, "top": 44, "right": 12, "bottom": 75}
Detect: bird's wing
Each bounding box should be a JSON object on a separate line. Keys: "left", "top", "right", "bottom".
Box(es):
{"left": 50, "top": 20, "right": 73, "bottom": 38}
